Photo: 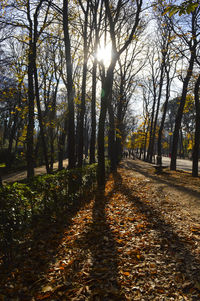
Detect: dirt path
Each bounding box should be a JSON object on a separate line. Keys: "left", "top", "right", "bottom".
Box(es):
{"left": 1, "top": 159, "right": 200, "bottom": 300}
{"left": 2, "top": 157, "right": 200, "bottom": 223}
{"left": 2, "top": 159, "right": 68, "bottom": 184}
{"left": 122, "top": 159, "right": 200, "bottom": 223}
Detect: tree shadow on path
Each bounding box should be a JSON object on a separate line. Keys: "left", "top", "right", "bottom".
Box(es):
{"left": 72, "top": 181, "right": 126, "bottom": 300}
{"left": 112, "top": 169, "right": 200, "bottom": 297}
{"left": 0, "top": 194, "right": 95, "bottom": 300}
{"left": 123, "top": 159, "right": 200, "bottom": 201}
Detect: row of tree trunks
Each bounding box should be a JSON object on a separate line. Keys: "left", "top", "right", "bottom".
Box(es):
{"left": 170, "top": 53, "right": 195, "bottom": 170}
{"left": 26, "top": 0, "right": 51, "bottom": 179}
{"left": 170, "top": 10, "right": 197, "bottom": 171}
{"left": 97, "top": 0, "right": 143, "bottom": 187}
{"left": 22, "top": 0, "right": 143, "bottom": 187}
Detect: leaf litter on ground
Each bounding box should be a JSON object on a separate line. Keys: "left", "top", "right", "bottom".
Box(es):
{"left": 0, "top": 159, "right": 200, "bottom": 300}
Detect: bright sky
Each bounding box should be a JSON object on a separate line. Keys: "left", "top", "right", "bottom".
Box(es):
{"left": 96, "top": 42, "right": 112, "bottom": 68}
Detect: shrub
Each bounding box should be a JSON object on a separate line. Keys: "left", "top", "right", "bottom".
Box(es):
{"left": 0, "top": 162, "right": 111, "bottom": 263}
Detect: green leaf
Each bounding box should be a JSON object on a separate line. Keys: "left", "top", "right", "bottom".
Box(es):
{"left": 169, "top": 7, "right": 179, "bottom": 17}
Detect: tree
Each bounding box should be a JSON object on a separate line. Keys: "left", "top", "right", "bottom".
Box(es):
{"left": 154, "top": 8, "right": 178, "bottom": 166}
{"left": 0, "top": 0, "right": 55, "bottom": 178}
{"left": 77, "top": 0, "right": 90, "bottom": 168}
{"left": 164, "top": 0, "right": 199, "bottom": 16}
{"left": 170, "top": 8, "right": 198, "bottom": 170}
{"left": 32, "top": 0, "right": 52, "bottom": 174}
{"left": 63, "top": 0, "right": 76, "bottom": 169}
{"left": 192, "top": 74, "right": 200, "bottom": 176}
{"left": 146, "top": 44, "right": 160, "bottom": 163}
{"left": 89, "top": 0, "right": 103, "bottom": 164}
{"left": 114, "top": 42, "right": 145, "bottom": 163}
{"left": 97, "top": 0, "right": 143, "bottom": 186}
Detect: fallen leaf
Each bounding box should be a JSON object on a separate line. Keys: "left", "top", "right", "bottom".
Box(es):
{"left": 42, "top": 285, "right": 53, "bottom": 293}
{"left": 122, "top": 271, "right": 130, "bottom": 276}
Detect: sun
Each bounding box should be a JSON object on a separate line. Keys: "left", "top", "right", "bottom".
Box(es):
{"left": 96, "top": 43, "right": 112, "bottom": 67}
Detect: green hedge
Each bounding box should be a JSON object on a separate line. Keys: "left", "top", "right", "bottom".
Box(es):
{"left": 0, "top": 162, "right": 110, "bottom": 262}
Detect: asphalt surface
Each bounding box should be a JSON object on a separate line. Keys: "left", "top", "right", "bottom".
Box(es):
{"left": 2, "top": 157, "right": 199, "bottom": 184}
{"left": 161, "top": 156, "right": 200, "bottom": 172}
{"left": 2, "top": 159, "right": 68, "bottom": 184}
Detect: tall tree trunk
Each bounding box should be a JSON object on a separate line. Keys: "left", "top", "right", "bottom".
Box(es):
{"left": 97, "top": 64, "right": 114, "bottom": 187}
{"left": 97, "top": 81, "right": 107, "bottom": 187}
{"left": 75, "top": 108, "right": 79, "bottom": 163}
{"left": 77, "top": 2, "right": 89, "bottom": 167}
{"left": 157, "top": 66, "right": 170, "bottom": 165}
{"left": 33, "top": 55, "right": 50, "bottom": 173}
{"left": 150, "top": 55, "right": 165, "bottom": 162}
{"left": 77, "top": 61, "right": 87, "bottom": 167}
{"left": 7, "top": 84, "right": 21, "bottom": 169}
{"left": 90, "top": 0, "right": 103, "bottom": 163}
{"left": 192, "top": 74, "right": 200, "bottom": 177}
{"left": 49, "top": 80, "right": 59, "bottom": 171}
{"left": 179, "top": 129, "right": 184, "bottom": 158}
{"left": 33, "top": 8, "right": 50, "bottom": 173}
{"left": 26, "top": 35, "right": 35, "bottom": 179}
{"left": 116, "top": 79, "right": 124, "bottom": 163}
{"left": 108, "top": 102, "right": 116, "bottom": 171}
{"left": 170, "top": 53, "right": 195, "bottom": 170}
{"left": 63, "top": 0, "right": 75, "bottom": 169}
{"left": 34, "top": 132, "right": 41, "bottom": 166}
{"left": 143, "top": 120, "right": 149, "bottom": 161}
{"left": 58, "top": 117, "right": 68, "bottom": 170}
{"left": 84, "top": 116, "right": 89, "bottom": 161}
{"left": 170, "top": 10, "right": 197, "bottom": 170}
{"left": 26, "top": 0, "right": 44, "bottom": 178}
{"left": 90, "top": 58, "right": 97, "bottom": 164}
{"left": 147, "top": 92, "right": 156, "bottom": 163}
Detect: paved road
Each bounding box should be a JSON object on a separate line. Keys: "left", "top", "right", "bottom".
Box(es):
{"left": 161, "top": 157, "right": 200, "bottom": 173}
{"left": 2, "top": 156, "right": 199, "bottom": 184}
{"left": 2, "top": 159, "right": 68, "bottom": 184}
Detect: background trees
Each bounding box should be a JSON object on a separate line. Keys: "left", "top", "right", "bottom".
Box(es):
{"left": 0, "top": 0, "right": 200, "bottom": 185}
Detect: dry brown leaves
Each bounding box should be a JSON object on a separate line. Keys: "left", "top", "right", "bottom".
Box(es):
{"left": 0, "top": 160, "right": 200, "bottom": 300}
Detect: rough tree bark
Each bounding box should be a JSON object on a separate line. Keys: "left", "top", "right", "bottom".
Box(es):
{"left": 157, "top": 65, "right": 170, "bottom": 165}
{"left": 116, "top": 78, "right": 124, "bottom": 163}
{"left": 170, "top": 12, "right": 197, "bottom": 170}
{"left": 90, "top": 0, "right": 102, "bottom": 164}
{"left": 90, "top": 58, "right": 97, "bottom": 164}
{"left": 192, "top": 74, "right": 200, "bottom": 176}
{"left": 26, "top": 1, "right": 35, "bottom": 179}
{"left": 63, "top": 0, "right": 76, "bottom": 169}
{"left": 97, "top": 63, "right": 115, "bottom": 186}
{"left": 77, "top": 0, "right": 89, "bottom": 167}
{"left": 170, "top": 54, "right": 195, "bottom": 170}
{"left": 7, "top": 83, "right": 22, "bottom": 169}
{"left": 108, "top": 101, "right": 116, "bottom": 171}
